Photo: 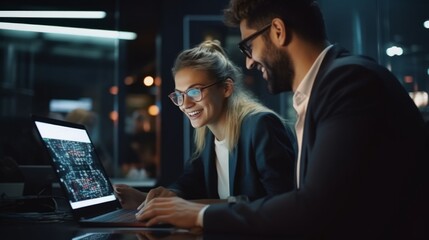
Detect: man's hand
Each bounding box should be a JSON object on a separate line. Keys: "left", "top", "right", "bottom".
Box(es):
{"left": 135, "top": 197, "right": 206, "bottom": 229}
{"left": 113, "top": 184, "right": 147, "bottom": 210}
{"left": 138, "top": 186, "right": 178, "bottom": 210}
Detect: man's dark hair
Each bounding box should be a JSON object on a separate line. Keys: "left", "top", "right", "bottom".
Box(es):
{"left": 224, "top": 0, "right": 327, "bottom": 44}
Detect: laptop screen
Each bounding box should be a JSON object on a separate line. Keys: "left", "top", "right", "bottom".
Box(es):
{"left": 34, "top": 120, "right": 116, "bottom": 210}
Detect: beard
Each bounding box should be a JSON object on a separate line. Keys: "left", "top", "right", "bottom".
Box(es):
{"left": 263, "top": 41, "right": 294, "bottom": 94}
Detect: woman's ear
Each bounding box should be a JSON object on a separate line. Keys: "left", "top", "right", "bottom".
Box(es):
{"left": 224, "top": 78, "right": 234, "bottom": 98}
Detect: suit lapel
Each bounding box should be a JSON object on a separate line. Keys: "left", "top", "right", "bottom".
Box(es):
{"left": 203, "top": 133, "right": 219, "bottom": 198}
{"left": 299, "top": 45, "right": 347, "bottom": 187}
{"left": 229, "top": 147, "right": 238, "bottom": 196}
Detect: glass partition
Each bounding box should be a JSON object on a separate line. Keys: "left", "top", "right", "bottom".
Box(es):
{"left": 320, "top": 0, "right": 429, "bottom": 119}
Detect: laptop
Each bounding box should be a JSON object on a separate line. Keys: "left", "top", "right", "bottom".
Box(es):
{"left": 31, "top": 115, "right": 161, "bottom": 227}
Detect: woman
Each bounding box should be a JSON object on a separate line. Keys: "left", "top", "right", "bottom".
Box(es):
{"left": 115, "top": 40, "right": 295, "bottom": 209}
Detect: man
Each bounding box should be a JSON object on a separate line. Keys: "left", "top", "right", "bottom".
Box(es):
{"left": 136, "top": 0, "right": 428, "bottom": 238}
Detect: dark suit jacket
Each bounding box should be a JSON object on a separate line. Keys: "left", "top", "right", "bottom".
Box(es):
{"left": 204, "top": 45, "right": 429, "bottom": 238}
{"left": 169, "top": 112, "right": 295, "bottom": 201}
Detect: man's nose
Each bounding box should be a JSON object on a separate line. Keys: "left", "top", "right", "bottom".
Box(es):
{"left": 246, "top": 57, "right": 255, "bottom": 70}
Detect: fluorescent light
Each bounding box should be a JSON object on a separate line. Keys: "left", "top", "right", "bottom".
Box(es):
{"left": 50, "top": 98, "right": 92, "bottom": 112}
{"left": 0, "top": 11, "right": 106, "bottom": 19}
{"left": 0, "top": 22, "right": 137, "bottom": 40}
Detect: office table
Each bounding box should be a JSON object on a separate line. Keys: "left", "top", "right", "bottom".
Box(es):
{"left": 1, "top": 220, "right": 200, "bottom": 240}
{"left": 0, "top": 220, "right": 293, "bottom": 240}
{"left": 0, "top": 196, "right": 294, "bottom": 240}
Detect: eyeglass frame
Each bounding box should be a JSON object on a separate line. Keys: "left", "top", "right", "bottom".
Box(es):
{"left": 238, "top": 23, "right": 272, "bottom": 59}
{"left": 168, "top": 79, "right": 225, "bottom": 106}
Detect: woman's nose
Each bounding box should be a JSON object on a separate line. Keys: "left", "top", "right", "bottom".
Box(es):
{"left": 181, "top": 94, "right": 194, "bottom": 108}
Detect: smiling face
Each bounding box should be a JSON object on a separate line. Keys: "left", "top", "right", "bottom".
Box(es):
{"left": 261, "top": 40, "right": 294, "bottom": 94}
{"left": 174, "top": 68, "right": 230, "bottom": 131}
{"left": 240, "top": 20, "right": 294, "bottom": 94}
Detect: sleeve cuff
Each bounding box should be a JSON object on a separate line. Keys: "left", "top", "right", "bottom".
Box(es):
{"left": 196, "top": 205, "right": 210, "bottom": 227}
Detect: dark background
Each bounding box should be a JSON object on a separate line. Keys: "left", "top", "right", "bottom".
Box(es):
{"left": 1, "top": 0, "right": 428, "bottom": 186}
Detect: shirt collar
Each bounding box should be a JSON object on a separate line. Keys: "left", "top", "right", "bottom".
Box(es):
{"left": 293, "top": 45, "right": 333, "bottom": 108}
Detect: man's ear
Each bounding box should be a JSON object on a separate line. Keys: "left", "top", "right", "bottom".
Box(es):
{"left": 224, "top": 78, "right": 234, "bottom": 98}
{"left": 271, "top": 18, "right": 290, "bottom": 46}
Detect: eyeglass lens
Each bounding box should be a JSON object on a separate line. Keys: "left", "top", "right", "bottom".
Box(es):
{"left": 169, "top": 88, "right": 202, "bottom": 106}
{"left": 238, "top": 24, "right": 271, "bottom": 58}
{"left": 168, "top": 79, "right": 223, "bottom": 106}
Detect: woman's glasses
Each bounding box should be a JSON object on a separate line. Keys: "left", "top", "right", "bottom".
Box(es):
{"left": 168, "top": 79, "right": 224, "bottom": 106}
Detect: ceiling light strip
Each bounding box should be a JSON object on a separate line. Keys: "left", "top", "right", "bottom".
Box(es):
{"left": 0, "top": 11, "right": 106, "bottom": 19}
{"left": 0, "top": 22, "right": 136, "bottom": 40}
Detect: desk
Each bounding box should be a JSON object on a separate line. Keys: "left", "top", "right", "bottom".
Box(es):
{"left": 0, "top": 198, "right": 290, "bottom": 240}
{"left": 0, "top": 221, "right": 201, "bottom": 240}
{"left": 0, "top": 220, "right": 292, "bottom": 240}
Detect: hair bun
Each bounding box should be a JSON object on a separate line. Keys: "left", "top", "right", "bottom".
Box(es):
{"left": 199, "top": 40, "right": 226, "bottom": 56}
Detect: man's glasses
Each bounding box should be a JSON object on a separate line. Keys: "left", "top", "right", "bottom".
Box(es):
{"left": 238, "top": 23, "right": 271, "bottom": 59}
{"left": 168, "top": 79, "right": 224, "bottom": 106}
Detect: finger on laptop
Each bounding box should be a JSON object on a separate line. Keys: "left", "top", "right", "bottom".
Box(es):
{"left": 137, "top": 189, "right": 156, "bottom": 210}
{"left": 137, "top": 187, "right": 168, "bottom": 210}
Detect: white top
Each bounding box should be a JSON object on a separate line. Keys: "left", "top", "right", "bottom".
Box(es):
{"left": 293, "top": 45, "right": 333, "bottom": 189}
{"left": 196, "top": 138, "right": 230, "bottom": 227}
{"left": 214, "top": 138, "right": 230, "bottom": 199}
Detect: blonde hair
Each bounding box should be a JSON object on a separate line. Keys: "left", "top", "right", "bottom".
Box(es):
{"left": 172, "top": 40, "right": 282, "bottom": 157}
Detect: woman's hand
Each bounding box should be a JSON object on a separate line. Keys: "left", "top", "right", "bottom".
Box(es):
{"left": 113, "top": 184, "right": 147, "bottom": 210}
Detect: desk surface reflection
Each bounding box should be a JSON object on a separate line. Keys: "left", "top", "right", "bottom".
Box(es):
{"left": 1, "top": 221, "right": 292, "bottom": 240}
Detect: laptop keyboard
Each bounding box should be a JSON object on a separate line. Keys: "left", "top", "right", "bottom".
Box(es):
{"left": 92, "top": 209, "right": 138, "bottom": 222}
